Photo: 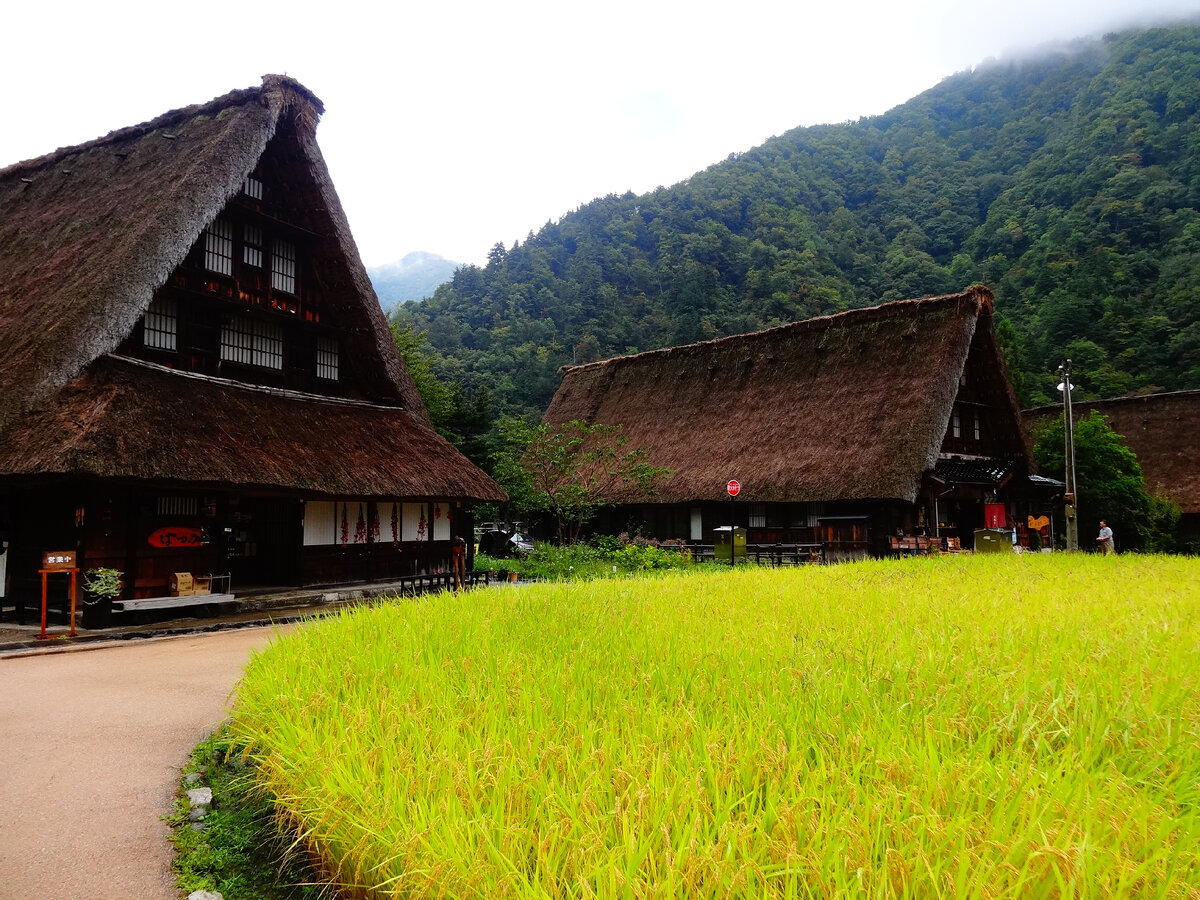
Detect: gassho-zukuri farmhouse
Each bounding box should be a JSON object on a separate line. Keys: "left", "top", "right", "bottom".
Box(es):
{"left": 0, "top": 76, "right": 504, "bottom": 619}
{"left": 542, "top": 286, "right": 1058, "bottom": 559}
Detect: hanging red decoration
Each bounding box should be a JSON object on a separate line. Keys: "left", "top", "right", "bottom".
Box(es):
{"left": 417, "top": 510, "right": 427, "bottom": 540}
{"left": 435, "top": 504, "right": 442, "bottom": 520}
{"left": 340, "top": 503, "right": 349, "bottom": 546}
{"left": 391, "top": 503, "right": 399, "bottom": 546}
{"left": 355, "top": 504, "right": 367, "bottom": 543}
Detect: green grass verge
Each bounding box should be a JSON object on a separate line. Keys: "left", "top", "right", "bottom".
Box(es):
{"left": 230, "top": 554, "right": 1200, "bottom": 897}
{"left": 169, "top": 727, "right": 326, "bottom": 900}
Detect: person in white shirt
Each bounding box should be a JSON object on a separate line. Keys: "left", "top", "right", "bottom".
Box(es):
{"left": 1096, "top": 520, "right": 1115, "bottom": 555}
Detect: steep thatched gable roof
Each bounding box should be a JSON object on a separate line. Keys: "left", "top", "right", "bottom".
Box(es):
{"left": 1024, "top": 390, "right": 1200, "bottom": 514}
{"left": 0, "top": 75, "right": 424, "bottom": 431}
{"left": 543, "top": 286, "right": 1028, "bottom": 505}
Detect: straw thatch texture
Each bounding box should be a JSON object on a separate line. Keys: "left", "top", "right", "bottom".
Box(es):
{"left": 0, "top": 357, "right": 506, "bottom": 501}
{"left": 543, "top": 287, "right": 1005, "bottom": 505}
{"left": 1024, "top": 391, "right": 1200, "bottom": 513}
{"left": 0, "top": 75, "right": 424, "bottom": 432}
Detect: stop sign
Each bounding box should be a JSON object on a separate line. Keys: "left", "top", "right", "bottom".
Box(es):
{"left": 727, "top": 479, "right": 741, "bottom": 497}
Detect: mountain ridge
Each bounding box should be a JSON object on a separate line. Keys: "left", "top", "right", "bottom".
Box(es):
{"left": 395, "top": 22, "right": 1200, "bottom": 425}
{"left": 368, "top": 251, "right": 460, "bottom": 309}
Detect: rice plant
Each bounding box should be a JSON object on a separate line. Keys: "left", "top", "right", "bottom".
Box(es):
{"left": 231, "top": 554, "right": 1200, "bottom": 898}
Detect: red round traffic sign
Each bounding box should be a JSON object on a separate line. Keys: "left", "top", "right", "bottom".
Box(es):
{"left": 727, "top": 479, "right": 741, "bottom": 497}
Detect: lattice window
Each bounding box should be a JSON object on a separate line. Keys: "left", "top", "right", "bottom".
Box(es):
{"left": 952, "top": 406, "right": 962, "bottom": 439}
{"left": 143, "top": 296, "right": 177, "bottom": 351}
{"left": 157, "top": 495, "right": 198, "bottom": 517}
{"left": 316, "top": 335, "right": 339, "bottom": 380}
{"left": 221, "top": 316, "right": 284, "bottom": 370}
{"left": 204, "top": 217, "right": 233, "bottom": 275}
{"left": 974, "top": 409, "right": 981, "bottom": 441}
{"left": 272, "top": 238, "right": 296, "bottom": 293}
{"left": 748, "top": 504, "right": 766, "bottom": 529}
{"left": 243, "top": 175, "right": 263, "bottom": 200}
{"left": 243, "top": 224, "right": 263, "bottom": 268}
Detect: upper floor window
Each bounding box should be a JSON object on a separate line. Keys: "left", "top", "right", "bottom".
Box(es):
{"left": 242, "top": 175, "right": 263, "bottom": 200}
{"left": 974, "top": 410, "right": 981, "bottom": 442}
{"left": 204, "top": 218, "right": 234, "bottom": 276}
{"left": 952, "top": 406, "right": 962, "bottom": 439}
{"left": 201, "top": 216, "right": 299, "bottom": 297}
{"left": 221, "top": 316, "right": 284, "bottom": 370}
{"left": 272, "top": 238, "right": 297, "bottom": 294}
{"left": 243, "top": 224, "right": 264, "bottom": 269}
{"left": 142, "top": 296, "right": 177, "bottom": 351}
{"left": 316, "top": 336, "right": 339, "bottom": 381}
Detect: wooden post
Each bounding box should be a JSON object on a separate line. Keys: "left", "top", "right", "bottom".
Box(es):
{"left": 39, "top": 569, "right": 48, "bottom": 640}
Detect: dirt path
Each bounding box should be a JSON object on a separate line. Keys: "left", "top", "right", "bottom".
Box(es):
{"left": 0, "top": 626, "right": 292, "bottom": 899}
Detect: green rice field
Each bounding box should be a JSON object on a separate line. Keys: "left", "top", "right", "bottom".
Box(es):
{"left": 231, "top": 554, "right": 1200, "bottom": 898}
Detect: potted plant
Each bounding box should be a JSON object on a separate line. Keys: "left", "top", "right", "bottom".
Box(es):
{"left": 82, "top": 567, "right": 123, "bottom": 629}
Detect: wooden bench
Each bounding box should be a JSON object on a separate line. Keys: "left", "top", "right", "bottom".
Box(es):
{"left": 112, "top": 593, "right": 237, "bottom": 613}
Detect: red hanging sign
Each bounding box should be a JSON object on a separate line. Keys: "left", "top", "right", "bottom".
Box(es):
{"left": 984, "top": 504, "right": 1007, "bottom": 529}
{"left": 727, "top": 479, "right": 741, "bottom": 497}
{"left": 148, "top": 527, "right": 204, "bottom": 548}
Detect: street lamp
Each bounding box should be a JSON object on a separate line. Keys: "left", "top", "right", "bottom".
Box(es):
{"left": 1057, "top": 360, "right": 1078, "bottom": 551}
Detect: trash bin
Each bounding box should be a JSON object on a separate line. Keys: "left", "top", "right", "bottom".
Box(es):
{"left": 713, "top": 526, "right": 746, "bottom": 564}
{"left": 973, "top": 529, "right": 1012, "bottom": 553}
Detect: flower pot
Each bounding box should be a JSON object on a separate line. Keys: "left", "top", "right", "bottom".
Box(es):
{"left": 508, "top": 571, "right": 519, "bottom": 583}
{"left": 82, "top": 594, "right": 113, "bottom": 629}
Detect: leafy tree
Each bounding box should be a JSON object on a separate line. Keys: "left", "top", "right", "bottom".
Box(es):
{"left": 494, "top": 419, "right": 671, "bottom": 544}
{"left": 391, "top": 322, "right": 453, "bottom": 428}
{"left": 1032, "top": 410, "right": 1177, "bottom": 551}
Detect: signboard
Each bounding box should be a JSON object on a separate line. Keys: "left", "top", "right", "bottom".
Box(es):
{"left": 726, "top": 479, "right": 741, "bottom": 497}
{"left": 148, "top": 527, "right": 205, "bottom": 548}
{"left": 42, "top": 551, "right": 77, "bottom": 571}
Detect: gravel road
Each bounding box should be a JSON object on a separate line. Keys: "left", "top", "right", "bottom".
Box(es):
{"left": 0, "top": 626, "right": 291, "bottom": 899}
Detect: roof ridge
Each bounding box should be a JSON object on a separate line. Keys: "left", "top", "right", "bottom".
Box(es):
{"left": 0, "top": 75, "right": 322, "bottom": 181}
{"left": 561, "top": 285, "right": 993, "bottom": 374}
{"left": 1023, "top": 387, "right": 1200, "bottom": 413}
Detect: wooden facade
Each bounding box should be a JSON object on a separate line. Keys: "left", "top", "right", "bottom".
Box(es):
{"left": 0, "top": 77, "right": 503, "bottom": 621}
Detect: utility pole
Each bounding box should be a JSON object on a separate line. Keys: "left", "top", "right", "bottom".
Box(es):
{"left": 1057, "top": 360, "right": 1078, "bottom": 551}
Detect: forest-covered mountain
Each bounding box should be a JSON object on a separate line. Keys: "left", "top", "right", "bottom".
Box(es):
{"left": 396, "top": 23, "right": 1200, "bottom": 427}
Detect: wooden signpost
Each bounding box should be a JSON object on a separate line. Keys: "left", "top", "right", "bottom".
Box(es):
{"left": 38, "top": 550, "right": 79, "bottom": 639}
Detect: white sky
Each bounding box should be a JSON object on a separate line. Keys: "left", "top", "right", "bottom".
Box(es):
{"left": 4, "top": 1, "right": 1199, "bottom": 267}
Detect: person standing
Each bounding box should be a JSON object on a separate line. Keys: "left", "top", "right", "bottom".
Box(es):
{"left": 1096, "top": 520, "right": 1116, "bottom": 555}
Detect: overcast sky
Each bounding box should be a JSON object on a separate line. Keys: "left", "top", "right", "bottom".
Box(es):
{"left": 4, "top": 1, "right": 1199, "bottom": 267}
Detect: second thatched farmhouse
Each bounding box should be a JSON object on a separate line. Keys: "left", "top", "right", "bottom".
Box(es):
{"left": 542, "top": 286, "right": 1050, "bottom": 558}
{"left": 0, "top": 76, "right": 504, "bottom": 622}
{"left": 1024, "top": 389, "right": 1200, "bottom": 548}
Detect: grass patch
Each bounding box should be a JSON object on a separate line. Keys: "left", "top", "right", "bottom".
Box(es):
{"left": 230, "top": 554, "right": 1200, "bottom": 897}
{"left": 169, "top": 727, "right": 326, "bottom": 900}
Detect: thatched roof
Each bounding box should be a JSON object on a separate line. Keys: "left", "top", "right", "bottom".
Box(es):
{"left": 0, "top": 75, "right": 424, "bottom": 430}
{"left": 0, "top": 356, "right": 506, "bottom": 501}
{"left": 0, "top": 77, "right": 504, "bottom": 501}
{"left": 543, "top": 286, "right": 1030, "bottom": 505}
{"left": 1024, "top": 390, "right": 1200, "bottom": 514}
